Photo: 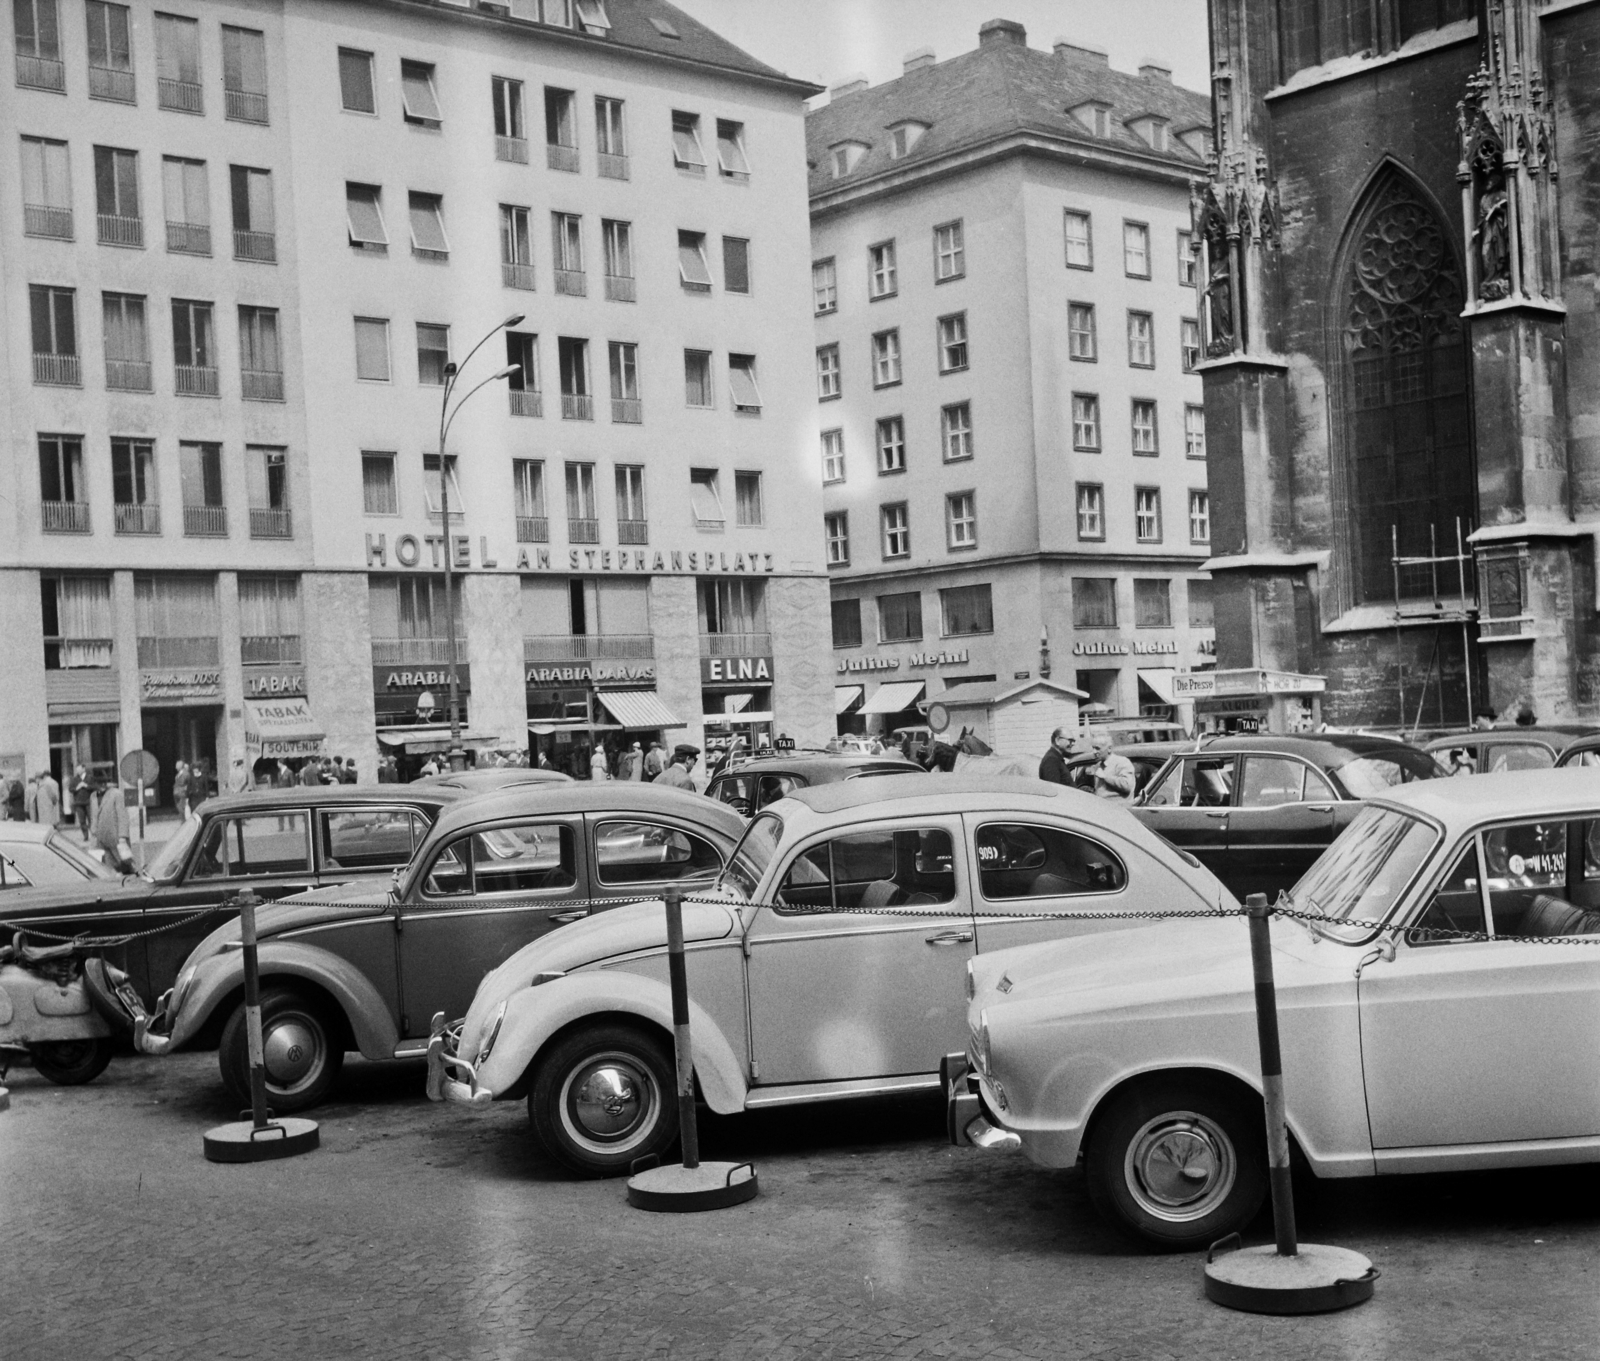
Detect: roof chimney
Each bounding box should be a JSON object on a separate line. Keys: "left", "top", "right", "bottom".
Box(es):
{"left": 902, "top": 47, "right": 936, "bottom": 74}
{"left": 1054, "top": 38, "right": 1110, "bottom": 65}
{"left": 1138, "top": 59, "right": 1173, "bottom": 81}
{"left": 829, "top": 73, "right": 868, "bottom": 100}
{"left": 978, "top": 18, "right": 1027, "bottom": 48}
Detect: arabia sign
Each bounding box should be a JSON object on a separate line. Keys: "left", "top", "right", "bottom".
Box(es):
{"left": 526, "top": 664, "right": 656, "bottom": 688}
{"left": 374, "top": 666, "right": 473, "bottom": 693}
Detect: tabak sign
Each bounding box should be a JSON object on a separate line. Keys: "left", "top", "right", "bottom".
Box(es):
{"left": 702, "top": 656, "right": 774, "bottom": 685}
{"left": 244, "top": 670, "right": 305, "bottom": 697}
{"left": 526, "top": 664, "right": 656, "bottom": 688}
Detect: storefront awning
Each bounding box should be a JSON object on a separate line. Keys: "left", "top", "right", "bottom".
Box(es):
{"left": 835, "top": 685, "right": 863, "bottom": 714}
{"left": 1137, "top": 668, "right": 1177, "bottom": 706}
{"left": 597, "top": 690, "right": 686, "bottom": 730}
{"left": 377, "top": 725, "right": 497, "bottom": 754}
{"left": 244, "top": 698, "right": 326, "bottom": 759}
{"left": 859, "top": 681, "right": 926, "bottom": 716}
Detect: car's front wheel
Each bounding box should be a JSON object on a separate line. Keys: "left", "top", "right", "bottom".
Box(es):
{"left": 529, "top": 1024, "right": 677, "bottom": 1176}
{"left": 1085, "top": 1077, "right": 1266, "bottom": 1251}
{"left": 32, "top": 1036, "right": 114, "bottom": 1085}
{"left": 218, "top": 987, "right": 344, "bottom": 1113}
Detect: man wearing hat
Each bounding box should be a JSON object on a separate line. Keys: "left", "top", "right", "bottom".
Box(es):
{"left": 655, "top": 744, "right": 700, "bottom": 792}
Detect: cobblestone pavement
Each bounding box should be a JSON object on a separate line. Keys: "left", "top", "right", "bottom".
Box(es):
{"left": 3, "top": 1051, "right": 1599, "bottom": 1361}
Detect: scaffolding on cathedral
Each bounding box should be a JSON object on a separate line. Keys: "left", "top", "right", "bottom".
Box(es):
{"left": 1392, "top": 519, "right": 1476, "bottom": 734}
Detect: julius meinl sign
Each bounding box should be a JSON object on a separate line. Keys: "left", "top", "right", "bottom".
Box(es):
{"left": 366, "top": 533, "right": 776, "bottom": 576}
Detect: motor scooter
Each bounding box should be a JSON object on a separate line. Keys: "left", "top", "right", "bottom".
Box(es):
{"left": 0, "top": 933, "right": 146, "bottom": 1086}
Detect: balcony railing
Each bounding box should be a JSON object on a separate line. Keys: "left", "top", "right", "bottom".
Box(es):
{"left": 89, "top": 64, "right": 135, "bottom": 102}
{"left": 597, "top": 152, "right": 629, "bottom": 181}
{"left": 114, "top": 502, "right": 160, "bottom": 535}
{"left": 106, "top": 358, "right": 153, "bottom": 391}
{"left": 604, "top": 274, "right": 636, "bottom": 302}
{"left": 495, "top": 135, "right": 528, "bottom": 163}
{"left": 16, "top": 54, "right": 64, "bottom": 91}
{"left": 509, "top": 389, "right": 543, "bottom": 418}
{"left": 41, "top": 500, "right": 90, "bottom": 534}
{"left": 241, "top": 369, "right": 284, "bottom": 401}
{"left": 234, "top": 229, "right": 276, "bottom": 262}
{"left": 182, "top": 503, "right": 228, "bottom": 537}
{"left": 567, "top": 517, "right": 599, "bottom": 544}
{"left": 554, "top": 268, "right": 587, "bottom": 297}
{"left": 157, "top": 77, "right": 202, "bottom": 112}
{"left": 611, "top": 397, "right": 642, "bottom": 425}
{"left": 547, "top": 143, "right": 580, "bottom": 173}
{"left": 249, "top": 507, "right": 292, "bottom": 539}
{"left": 97, "top": 213, "right": 143, "bottom": 247}
{"left": 23, "top": 204, "right": 72, "bottom": 239}
{"left": 524, "top": 634, "right": 654, "bottom": 663}
{"left": 700, "top": 632, "right": 771, "bottom": 658}
{"left": 33, "top": 352, "right": 81, "bottom": 386}
{"left": 617, "top": 519, "right": 648, "bottom": 545}
{"left": 175, "top": 364, "right": 219, "bottom": 396}
{"left": 371, "top": 637, "right": 461, "bottom": 666}
{"left": 516, "top": 515, "right": 548, "bottom": 543}
{"left": 502, "top": 261, "right": 536, "bottom": 291}
{"left": 137, "top": 635, "right": 218, "bottom": 668}
{"left": 166, "top": 221, "right": 211, "bottom": 255}
{"left": 561, "top": 393, "right": 593, "bottom": 421}
{"left": 225, "top": 88, "right": 268, "bottom": 123}
{"left": 242, "top": 634, "right": 302, "bottom": 666}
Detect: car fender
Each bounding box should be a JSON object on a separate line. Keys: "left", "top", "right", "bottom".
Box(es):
{"left": 167, "top": 941, "right": 400, "bottom": 1059}
{"left": 478, "top": 971, "right": 748, "bottom": 1115}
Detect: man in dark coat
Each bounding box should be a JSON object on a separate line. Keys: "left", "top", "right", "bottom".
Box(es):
{"left": 1039, "top": 728, "right": 1077, "bottom": 785}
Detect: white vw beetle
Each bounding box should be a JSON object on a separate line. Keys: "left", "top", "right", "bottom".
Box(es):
{"left": 951, "top": 768, "right": 1600, "bottom": 1250}
{"left": 427, "top": 774, "right": 1231, "bottom": 1174}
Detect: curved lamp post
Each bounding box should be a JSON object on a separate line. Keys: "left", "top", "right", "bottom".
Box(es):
{"left": 438, "top": 313, "right": 524, "bottom": 771}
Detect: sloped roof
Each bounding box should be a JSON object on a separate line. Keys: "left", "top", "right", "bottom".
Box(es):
{"left": 932, "top": 677, "right": 1088, "bottom": 707}
{"left": 806, "top": 30, "right": 1210, "bottom": 196}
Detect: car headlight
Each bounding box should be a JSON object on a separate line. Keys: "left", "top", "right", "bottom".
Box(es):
{"left": 965, "top": 959, "right": 976, "bottom": 1003}
{"left": 978, "top": 1009, "right": 992, "bottom": 1077}
{"left": 477, "top": 1001, "right": 508, "bottom": 1066}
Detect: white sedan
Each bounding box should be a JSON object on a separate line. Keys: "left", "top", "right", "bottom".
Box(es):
{"left": 951, "top": 767, "right": 1600, "bottom": 1250}
{"left": 426, "top": 773, "right": 1231, "bottom": 1175}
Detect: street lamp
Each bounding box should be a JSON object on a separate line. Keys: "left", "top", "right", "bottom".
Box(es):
{"left": 437, "top": 313, "right": 524, "bottom": 771}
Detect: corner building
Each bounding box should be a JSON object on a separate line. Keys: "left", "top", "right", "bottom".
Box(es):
{"left": 809, "top": 21, "right": 1216, "bottom": 738}
{"left": 0, "top": 0, "right": 831, "bottom": 796}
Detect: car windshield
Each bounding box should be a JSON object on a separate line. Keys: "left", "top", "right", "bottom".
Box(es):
{"left": 717, "top": 812, "right": 783, "bottom": 902}
{"left": 1330, "top": 748, "right": 1444, "bottom": 797}
{"left": 1289, "top": 804, "right": 1439, "bottom": 939}
{"left": 47, "top": 830, "right": 120, "bottom": 880}
{"left": 145, "top": 816, "right": 203, "bottom": 882}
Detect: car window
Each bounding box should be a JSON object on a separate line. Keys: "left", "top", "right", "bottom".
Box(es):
{"left": 1332, "top": 748, "right": 1442, "bottom": 796}
{"left": 594, "top": 820, "right": 722, "bottom": 885}
{"left": 1291, "top": 804, "right": 1439, "bottom": 937}
{"left": 756, "top": 774, "right": 800, "bottom": 809}
{"left": 974, "top": 823, "right": 1126, "bottom": 900}
{"left": 147, "top": 815, "right": 202, "bottom": 881}
{"left": 1478, "top": 818, "right": 1578, "bottom": 936}
{"left": 0, "top": 853, "right": 33, "bottom": 888}
{"left": 1487, "top": 742, "right": 1554, "bottom": 773}
{"left": 1238, "top": 757, "right": 1311, "bottom": 808}
{"left": 190, "top": 812, "right": 312, "bottom": 879}
{"left": 1144, "top": 756, "right": 1234, "bottom": 808}
{"left": 719, "top": 812, "right": 782, "bottom": 902}
{"left": 1433, "top": 744, "right": 1478, "bottom": 776}
{"left": 422, "top": 839, "right": 471, "bottom": 897}
{"left": 775, "top": 827, "right": 956, "bottom": 913}
{"left": 320, "top": 808, "right": 426, "bottom": 871}
{"left": 473, "top": 824, "right": 577, "bottom": 895}
{"left": 1407, "top": 842, "right": 1487, "bottom": 945}
{"left": 46, "top": 830, "right": 119, "bottom": 879}
{"left": 711, "top": 775, "right": 751, "bottom": 810}
{"left": 1564, "top": 747, "right": 1600, "bottom": 768}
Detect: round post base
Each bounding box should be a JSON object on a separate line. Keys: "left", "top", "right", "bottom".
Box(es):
{"left": 626, "top": 1161, "right": 758, "bottom": 1213}
{"left": 202, "top": 1118, "right": 320, "bottom": 1163}
{"left": 1204, "top": 1242, "right": 1376, "bottom": 1315}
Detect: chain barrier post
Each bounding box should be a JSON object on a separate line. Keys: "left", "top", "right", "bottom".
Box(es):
{"left": 1204, "top": 892, "right": 1376, "bottom": 1314}
{"left": 203, "top": 890, "right": 319, "bottom": 1163}
{"left": 626, "top": 886, "right": 757, "bottom": 1212}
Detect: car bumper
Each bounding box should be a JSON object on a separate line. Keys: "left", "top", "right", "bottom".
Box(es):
{"left": 942, "top": 1052, "right": 1020, "bottom": 1151}
{"left": 424, "top": 1018, "right": 495, "bottom": 1107}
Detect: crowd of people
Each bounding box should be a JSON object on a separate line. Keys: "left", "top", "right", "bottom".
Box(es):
{"left": 1038, "top": 728, "right": 1138, "bottom": 800}
{"left": 3, "top": 763, "right": 146, "bottom": 873}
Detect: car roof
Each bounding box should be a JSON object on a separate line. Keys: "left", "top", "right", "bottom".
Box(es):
{"left": 0, "top": 822, "right": 60, "bottom": 847}
{"left": 712, "top": 755, "right": 922, "bottom": 779}
{"left": 1425, "top": 727, "right": 1596, "bottom": 748}
{"left": 424, "top": 781, "right": 747, "bottom": 842}
{"left": 1166, "top": 732, "right": 1420, "bottom": 766}
{"left": 785, "top": 772, "right": 1071, "bottom": 815}
{"left": 414, "top": 768, "right": 572, "bottom": 790}
{"left": 1370, "top": 766, "right": 1600, "bottom": 824}
{"left": 194, "top": 785, "right": 467, "bottom": 815}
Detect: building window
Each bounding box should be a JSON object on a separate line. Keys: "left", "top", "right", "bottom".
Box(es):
{"left": 671, "top": 110, "right": 706, "bottom": 172}
{"left": 545, "top": 86, "right": 578, "bottom": 171}
{"left": 102, "top": 292, "right": 150, "bottom": 390}
{"left": 1184, "top": 403, "right": 1207, "bottom": 459}
{"left": 515, "top": 460, "right": 547, "bottom": 541}
{"left": 942, "top": 402, "right": 973, "bottom": 462}
{"left": 1132, "top": 399, "right": 1159, "bottom": 455}
{"left": 1072, "top": 102, "right": 1112, "bottom": 137}
{"left": 94, "top": 145, "right": 142, "bottom": 246}
{"left": 1075, "top": 484, "right": 1104, "bottom": 541}
{"left": 608, "top": 341, "right": 640, "bottom": 423}
{"left": 400, "top": 59, "right": 441, "bottom": 128}
{"left": 38, "top": 435, "right": 87, "bottom": 533}
{"left": 1277, "top": 0, "right": 1381, "bottom": 78}
{"left": 678, "top": 230, "right": 712, "bottom": 293}
{"left": 831, "top": 597, "right": 861, "bottom": 645}
{"left": 29, "top": 284, "right": 79, "bottom": 386}
{"left": 723, "top": 236, "right": 750, "bottom": 294}
{"left": 830, "top": 142, "right": 867, "bottom": 178}
{"left": 558, "top": 337, "right": 592, "bottom": 419}
{"left": 816, "top": 343, "right": 841, "bottom": 400}
{"left": 825, "top": 513, "right": 850, "bottom": 567}
{"left": 565, "top": 462, "right": 598, "bottom": 540}
{"left": 221, "top": 25, "right": 268, "bottom": 124}
{"left": 573, "top": 0, "right": 611, "bottom": 35}
{"left": 246, "top": 446, "right": 290, "bottom": 538}
{"left": 338, "top": 48, "right": 375, "bottom": 114}
{"left": 506, "top": 331, "right": 541, "bottom": 415}
{"left": 1189, "top": 490, "right": 1211, "bottom": 544}
{"left": 821, "top": 429, "right": 845, "bottom": 483}
{"left": 179, "top": 440, "right": 225, "bottom": 536}
{"left": 1127, "top": 311, "right": 1155, "bottom": 367}
{"left": 735, "top": 471, "right": 764, "bottom": 527}
{"left": 112, "top": 437, "right": 158, "bottom": 534}
{"left": 602, "top": 218, "right": 634, "bottom": 301}
{"left": 1072, "top": 393, "right": 1100, "bottom": 451}
{"left": 1188, "top": 578, "right": 1214, "bottom": 628}
{"left": 813, "top": 258, "right": 837, "bottom": 314}
{"left": 416, "top": 323, "right": 450, "bottom": 386}
{"left": 878, "top": 592, "right": 922, "bottom": 643}
{"left": 21, "top": 136, "right": 72, "bottom": 238}
{"left": 155, "top": 12, "right": 201, "bottom": 113}
{"left": 1068, "top": 302, "right": 1096, "bottom": 361}
{"left": 161, "top": 156, "right": 210, "bottom": 255}
{"left": 689, "top": 468, "right": 724, "bottom": 528}
{"left": 408, "top": 192, "right": 448, "bottom": 261}
{"left": 345, "top": 182, "right": 386, "bottom": 250}
{"left": 685, "top": 350, "right": 713, "bottom": 408}
{"left": 1135, "top": 487, "right": 1163, "bottom": 542}
{"left": 492, "top": 76, "right": 526, "bottom": 162}
{"left": 552, "top": 212, "right": 585, "bottom": 294}
{"left": 869, "top": 240, "right": 898, "bottom": 299}
{"left": 716, "top": 119, "right": 749, "bottom": 180}
{"left": 595, "top": 95, "right": 628, "bottom": 178}
{"left": 423, "top": 454, "right": 463, "bottom": 519}
{"left": 888, "top": 121, "right": 927, "bottom": 158}
{"left": 1123, "top": 220, "right": 1150, "bottom": 278}
{"left": 872, "top": 329, "right": 902, "bottom": 387}
{"left": 15, "top": 0, "right": 64, "bottom": 91}
{"left": 1181, "top": 318, "right": 1201, "bottom": 372}
{"left": 615, "top": 464, "right": 645, "bottom": 541}
{"left": 1064, "top": 209, "right": 1092, "bottom": 268}
{"left": 877, "top": 416, "right": 906, "bottom": 474}
{"left": 500, "top": 204, "right": 535, "bottom": 290}
{"left": 1073, "top": 577, "right": 1116, "bottom": 628}
{"left": 171, "top": 299, "right": 217, "bottom": 396}
{"left": 880, "top": 503, "right": 911, "bottom": 560}
{"left": 362, "top": 452, "right": 398, "bottom": 515}
{"left": 1134, "top": 579, "right": 1171, "bottom": 629}
{"left": 238, "top": 305, "right": 283, "bottom": 401}
{"left": 238, "top": 576, "right": 301, "bottom": 663}
{"left": 938, "top": 312, "right": 969, "bottom": 372}
{"left": 946, "top": 492, "right": 976, "bottom": 550}
{"left": 230, "top": 165, "right": 275, "bottom": 262}
{"left": 1178, "top": 229, "right": 1197, "bottom": 286}
{"left": 354, "top": 317, "right": 390, "bottom": 382}
{"left": 728, "top": 355, "right": 762, "bottom": 414}
{"left": 41, "top": 575, "right": 114, "bottom": 668}
{"left": 941, "top": 584, "right": 993, "bottom": 636}
{"left": 934, "top": 221, "right": 965, "bottom": 281}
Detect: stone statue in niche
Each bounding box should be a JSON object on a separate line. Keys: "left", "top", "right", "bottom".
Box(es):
{"left": 1203, "top": 223, "right": 1234, "bottom": 356}
{"left": 1472, "top": 142, "right": 1511, "bottom": 301}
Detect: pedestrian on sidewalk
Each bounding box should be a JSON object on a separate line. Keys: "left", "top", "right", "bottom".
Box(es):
{"left": 35, "top": 768, "right": 60, "bottom": 828}
{"left": 71, "top": 766, "right": 92, "bottom": 839}
{"left": 92, "top": 775, "right": 134, "bottom": 873}
{"left": 173, "top": 761, "right": 191, "bottom": 821}
{"left": 655, "top": 745, "right": 700, "bottom": 792}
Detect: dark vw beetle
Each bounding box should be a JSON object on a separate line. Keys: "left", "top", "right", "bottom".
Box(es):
{"left": 707, "top": 753, "right": 923, "bottom": 816}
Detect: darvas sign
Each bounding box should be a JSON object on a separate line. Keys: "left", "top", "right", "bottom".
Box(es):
{"left": 526, "top": 664, "right": 657, "bottom": 687}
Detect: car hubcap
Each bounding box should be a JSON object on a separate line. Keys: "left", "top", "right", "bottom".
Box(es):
{"left": 263, "top": 1014, "right": 322, "bottom": 1091}
{"left": 1125, "top": 1110, "right": 1237, "bottom": 1223}
{"left": 560, "top": 1052, "right": 658, "bottom": 1154}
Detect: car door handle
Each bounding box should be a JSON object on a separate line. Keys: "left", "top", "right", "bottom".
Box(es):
{"left": 1304, "top": 804, "right": 1333, "bottom": 813}
{"left": 1205, "top": 810, "right": 1230, "bottom": 819}
{"left": 548, "top": 910, "right": 587, "bottom": 924}
{"left": 925, "top": 930, "right": 974, "bottom": 946}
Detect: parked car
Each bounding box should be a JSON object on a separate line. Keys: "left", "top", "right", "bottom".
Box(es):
{"left": 415, "top": 767, "right": 572, "bottom": 792}
{"left": 0, "top": 786, "right": 465, "bottom": 1007}
{"left": 0, "top": 823, "right": 121, "bottom": 890}
{"left": 425, "top": 773, "right": 1233, "bottom": 1175}
{"left": 1558, "top": 734, "right": 1600, "bottom": 767}
{"left": 1132, "top": 733, "right": 1446, "bottom": 901}
{"left": 139, "top": 784, "right": 747, "bottom": 1112}
{"left": 1425, "top": 725, "right": 1600, "bottom": 775}
{"left": 706, "top": 752, "right": 924, "bottom": 817}
{"left": 950, "top": 766, "right": 1600, "bottom": 1250}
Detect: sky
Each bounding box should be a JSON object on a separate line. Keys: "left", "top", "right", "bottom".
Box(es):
{"left": 669, "top": 0, "right": 1212, "bottom": 101}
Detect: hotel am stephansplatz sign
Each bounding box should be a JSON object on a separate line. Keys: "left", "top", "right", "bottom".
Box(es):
{"left": 365, "top": 533, "right": 777, "bottom": 576}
